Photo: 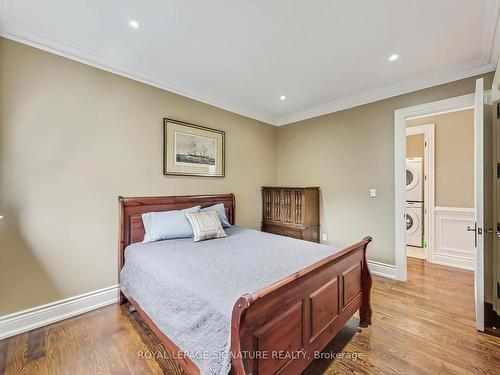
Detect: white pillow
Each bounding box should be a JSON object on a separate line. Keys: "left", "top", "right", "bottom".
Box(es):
{"left": 142, "top": 205, "right": 201, "bottom": 243}
{"left": 200, "top": 203, "right": 231, "bottom": 228}
{"left": 185, "top": 210, "right": 227, "bottom": 242}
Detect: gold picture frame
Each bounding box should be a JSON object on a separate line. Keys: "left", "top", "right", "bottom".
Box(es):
{"left": 163, "top": 118, "right": 225, "bottom": 177}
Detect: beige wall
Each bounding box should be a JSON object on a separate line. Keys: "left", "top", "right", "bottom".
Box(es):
{"left": 407, "top": 109, "right": 474, "bottom": 208}
{"left": 276, "top": 73, "right": 493, "bottom": 265}
{"left": 406, "top": 134, "right": 424, "bottom": 159}
{"left": 0, "top": 38, "right": 277, "bottom": 315}
{"left": 0, "top": 36, "right": 496, "bottom": 316}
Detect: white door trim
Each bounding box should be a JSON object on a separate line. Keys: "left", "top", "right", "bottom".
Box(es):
{"left": 474, "top": 78, "right": 485, "bottom": 331}
{"left": 406, "top": 124, "right": 435, "bottom": 262}
{"left": 493, "top": 100, "right": 500, "bottom": 315}
{"left": 492, "top": 54, "right": 500, "bottom": 101}
{"left": 394, "top": 93, "right": 475, "bottom": 281}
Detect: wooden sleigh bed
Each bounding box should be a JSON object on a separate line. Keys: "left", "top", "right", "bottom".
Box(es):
{"left": 118, "top": 193, "right": 372, "bottom": 375}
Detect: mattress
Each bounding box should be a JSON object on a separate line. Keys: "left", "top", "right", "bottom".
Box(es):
{"left": 120, "top": 226, "right": 339, "bottom": 375}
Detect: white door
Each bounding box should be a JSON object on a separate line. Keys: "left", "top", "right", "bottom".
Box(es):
{"left": 495, "top": 101, "right": 500, "bottom": 316}
{"left": 473, "top": 78, "right": 485, "bottom": 331}
{"left": 494, "top": 101, "right": 500, "bottom": 317}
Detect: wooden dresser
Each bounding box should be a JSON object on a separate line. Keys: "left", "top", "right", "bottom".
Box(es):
{"left": 261, "top": 186, "right": 320, "bottom": 243}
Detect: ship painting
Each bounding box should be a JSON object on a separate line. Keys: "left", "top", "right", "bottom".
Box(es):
{"left": 174, "top": 131, "right": 216, "bottom": 166}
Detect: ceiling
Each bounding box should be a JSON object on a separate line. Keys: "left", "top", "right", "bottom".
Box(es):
{"left": 1, "top": 0, "right": 499, "bottom": 126}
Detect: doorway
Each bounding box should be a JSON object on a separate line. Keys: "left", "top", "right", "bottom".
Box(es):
{"left": 404, "top": 109, "right": 478, "bottom": 270}
{"left": 394, "top": 93, "right": 477, "bottom": 280}
{"left": 394, "top": 79, "right": 488, "bottom": 331}
{"left": 405, "top": 124, "right": 435, "bottom": 262}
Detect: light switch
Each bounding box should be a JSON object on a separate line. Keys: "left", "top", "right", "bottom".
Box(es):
{"left": 370, "top": 188, "right": 377, "bottom": 198}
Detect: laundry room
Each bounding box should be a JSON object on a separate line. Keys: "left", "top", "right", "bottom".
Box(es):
{"left": 405, "top": 108, "right": 477, "bottom": 271}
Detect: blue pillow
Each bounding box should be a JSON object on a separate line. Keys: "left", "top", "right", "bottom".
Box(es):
{"left": 201, "top": 203, "right": 231, "bottom": 228}
{"left": 142, "top": 205, "right": 201, "bottom": 243}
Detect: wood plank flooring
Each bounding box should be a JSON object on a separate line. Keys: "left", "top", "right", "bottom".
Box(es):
{"left": 1, "top": 258, "right": 499, "bottom": 374}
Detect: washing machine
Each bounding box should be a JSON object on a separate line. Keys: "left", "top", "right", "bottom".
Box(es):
{"left": 406, "top": 201, "right": 423, "bottom": 247}
{"left": 406, "top": 157, "right": 423, "bottom": 202}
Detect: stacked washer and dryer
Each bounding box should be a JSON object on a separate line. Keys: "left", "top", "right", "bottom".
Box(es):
{"left": 406, "top": 158, "right": 424, "bottom": 247}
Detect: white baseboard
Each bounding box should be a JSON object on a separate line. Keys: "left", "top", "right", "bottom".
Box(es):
{"left": 0, "top": 285, "right": 119, "bottom": 340}
{"left": 367, "top": 260, "right": 396, "bottom": 279}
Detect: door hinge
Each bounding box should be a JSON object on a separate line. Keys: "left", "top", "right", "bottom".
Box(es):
{"left": 497, "top": 102, "right": 500, "bottom": 119}
{"left": 497, "top": 163, "right": 500, "bottom": 179}
{"left": 497, "top": 282, "right": 500, "bottom": 299}
{"left": 424, "top": 141, "right": 427, "bottom": 147}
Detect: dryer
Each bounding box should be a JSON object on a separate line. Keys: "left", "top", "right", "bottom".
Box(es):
{"left": 406, "top": 201, "right": 423, "bottom": 247}
{"left": 406, "top": 157, "right": 423, "bottom": 202}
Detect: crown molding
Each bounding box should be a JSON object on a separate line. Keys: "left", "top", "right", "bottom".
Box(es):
{"left": 276, "top": 2, "right": 496, "bottom": 126}
{"left": 0, "top": 4, "right": 278, "bottom": 126}
{"left": 483, "top": 0, "right": 500, "bottom": 63}
{"left": 1, "top": 0, "right": 499, "bottom": 127}
{"left": 275, "top": 61, "right": 496, "bottom": 126}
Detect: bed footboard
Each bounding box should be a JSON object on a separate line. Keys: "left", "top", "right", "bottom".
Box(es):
{"left": 230, "top": 237, "right": 372, "bottom": 375}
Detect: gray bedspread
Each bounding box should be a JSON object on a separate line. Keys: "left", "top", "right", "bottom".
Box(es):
{"left": 120, "top": 226, "right": 339, "bottom": 375}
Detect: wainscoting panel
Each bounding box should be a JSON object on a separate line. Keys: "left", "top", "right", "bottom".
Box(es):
{"left": 433, "top": 207, "right": 475, "bottom": 270}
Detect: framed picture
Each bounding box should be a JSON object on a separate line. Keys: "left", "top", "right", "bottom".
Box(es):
{"left": 163, "top": 118, "right": 225, "bottom": 177}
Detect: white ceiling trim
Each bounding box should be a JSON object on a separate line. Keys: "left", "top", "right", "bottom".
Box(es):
{"left": 1, "top": 0, "right": 499, "bottom": 127}
{"left": 0, "top": 3, "right": 278, "bottom": 126}
{"left": 490, "top": 2, "right": 500, "bottom": 101}
{"left": 277, "top": 1, "right": 500, "bottom": 126}
{"left": 275, "top": 60, "right": 496, "bottom": 126}
{"left": 482, "top": 0, "right": 500, "bottom": 62}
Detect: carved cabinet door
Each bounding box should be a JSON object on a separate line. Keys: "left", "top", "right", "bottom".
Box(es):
{"left": 293, "top": 190, "right": 304, "bottom": 226}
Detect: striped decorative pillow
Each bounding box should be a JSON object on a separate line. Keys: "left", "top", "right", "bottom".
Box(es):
{"left": 185, "top": 210, "right": 227, "bottom": 242}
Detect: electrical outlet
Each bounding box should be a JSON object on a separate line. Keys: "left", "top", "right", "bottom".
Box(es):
{"left": 369, "top": 188, "right": 377, "bottom": 198}
{"left": 322, "top": 233, "right": 327, "bottom": 241}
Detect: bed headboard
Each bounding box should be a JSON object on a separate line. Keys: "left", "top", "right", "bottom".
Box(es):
{"left": 118, "top": 193, "right": 235, "bottom": 271}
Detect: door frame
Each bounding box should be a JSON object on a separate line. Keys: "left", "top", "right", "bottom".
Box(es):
{"left": 406, "top": 124, "right": 435, "bottom": 262}
{"left": 491, "top": 61, "right": 500, "bottom": 316}
{"left": 474, "top": 78, "right": 485, "bottom": 331}
{"left": 394, "top": 94, "right": 475, "bottom": 281}
{"left": 493, "top": 100, "right": 500, "bottom": 315}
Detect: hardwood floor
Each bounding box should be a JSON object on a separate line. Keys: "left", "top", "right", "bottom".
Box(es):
{"left": 1, "top": 258, "right": 499, "bottom": 374}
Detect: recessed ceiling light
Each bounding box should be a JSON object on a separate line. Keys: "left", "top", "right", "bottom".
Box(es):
{"left": 388, "top": 54, "right": 399, "bottom": 62}
{"left": 129, "top": 20, "right": 139, "bottom": 29}
{"left": 280, "top": 95, "right": 286, "bottom": 101}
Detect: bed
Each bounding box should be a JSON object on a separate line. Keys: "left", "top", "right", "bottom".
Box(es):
{"left": 118, "top": 194, "right": 372, "bottom": 375}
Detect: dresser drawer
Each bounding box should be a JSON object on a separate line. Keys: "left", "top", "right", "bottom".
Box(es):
{"left": 262, "top": 224, "right": 303, "bottom": 240}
